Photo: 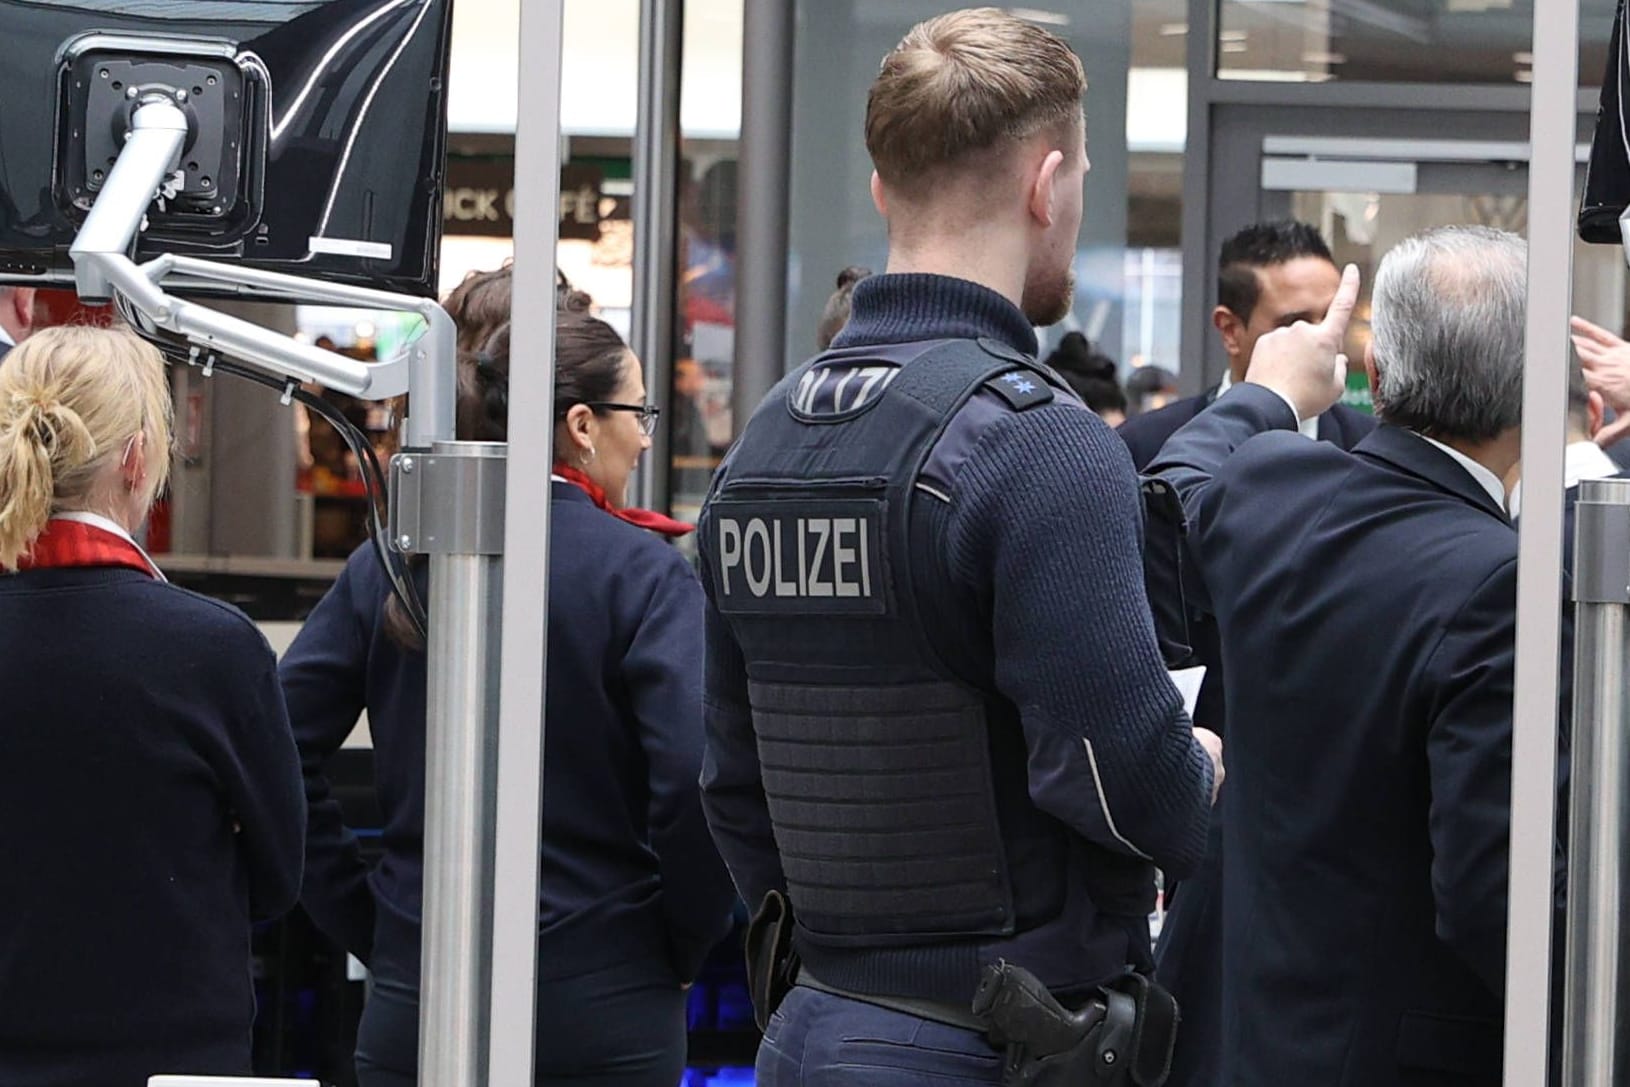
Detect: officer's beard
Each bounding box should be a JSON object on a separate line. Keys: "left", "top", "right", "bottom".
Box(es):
{"left": 1021, "top": 266, "right": 1075, "bottom": 328}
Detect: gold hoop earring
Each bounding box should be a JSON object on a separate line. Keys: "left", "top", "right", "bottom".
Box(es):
{"left": 582, "top": 447, "right": 597, "bottom": 467}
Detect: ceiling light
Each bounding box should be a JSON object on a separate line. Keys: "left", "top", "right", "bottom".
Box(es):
{"left": 1303, "top": 50, "right": 1346, "bottom": 64}
{"left": 1159, "top": 22, "right": 1188, "bottom": 36}
{"left": 1220, "top": 29, "right": 1249, "bottom": 42}
{"left": 1513, "top": 51, "right": 1534, "bottom": 64}
{"left": 1221, "top": 41, "right": 1250, "bottom": 53}
{"left": 1514, "top": 69, "right": 1534, "bottom": 82}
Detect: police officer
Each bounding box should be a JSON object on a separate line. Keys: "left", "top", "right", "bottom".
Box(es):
{"left": 697, "top": 9, "right": 1222, "bottom": 1085}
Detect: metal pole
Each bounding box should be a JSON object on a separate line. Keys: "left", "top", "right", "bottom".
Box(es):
{"left": 1505, "top": 0, "right": 1578, "bottom": 1081}
{"left": 416, "top": 440, "right": 508, "bottom": 1087}
{"left": 1178, "top": 0, "right": 1218, "bottom": 396}
{"left": 1563, "top": 478, "right": 1630, "bottom": 1083}
{"left": 631, "top": 0, "right": 683, "bottom": 512}
{"left": 486, "top": 0, "right": 565, "bottom": 1082}
{"left": 732, "top": 0, "right": 794, "bottom": 434}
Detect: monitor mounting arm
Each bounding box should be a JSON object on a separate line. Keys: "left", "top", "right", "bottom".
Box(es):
{"left": 68, "top": 96, "right": 455, "bottom": 448}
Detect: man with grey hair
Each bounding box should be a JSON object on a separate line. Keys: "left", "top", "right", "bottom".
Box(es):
{"left": 1149, "top": 225, "right": 1554, "bottom": 1086}
{"left": 0, "top": 286, "right": 35, "bottom": 355}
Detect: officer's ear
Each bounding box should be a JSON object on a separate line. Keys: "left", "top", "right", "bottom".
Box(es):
{"left": 1028, "top": 149, "right": 1065, "bottom": 228}
{"left": 870, "top": 171, "right": 887, "bottom": 218}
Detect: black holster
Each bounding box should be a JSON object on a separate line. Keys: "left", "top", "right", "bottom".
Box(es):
{"left": 1141, "top": 476, "right": 1199, "bottom": 671}
{"left": 744, "top": 889, "right": 800, "bottom": 1031}
{"left": 972, "top": 961, "right": 1180, "bottom": 1087}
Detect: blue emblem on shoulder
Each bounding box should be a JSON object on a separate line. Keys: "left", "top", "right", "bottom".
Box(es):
{"left": 985, "top": 368, "right": 1053, "bottom": 411}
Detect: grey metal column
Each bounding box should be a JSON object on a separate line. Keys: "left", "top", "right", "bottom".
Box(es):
{"left": 1178, "top": 0, "right": 1218, "bottom": 396}
{"left": 1505, "top": 0, "right": 1578, "bottom": 1081}
{"left": 631, "top": 0, "right": 683, "bottom": 512}
{"left": 411, "top": 442, "right": 508, "bottom": 1087}
{"left": 1563, "top": 479, "right": 1630, "bottom": 1084}
{"left": 732, "top": 0, "right": 794, "bottom": 434}
{"left": 487, "top": 0, "right": 565, "bottom": 1082}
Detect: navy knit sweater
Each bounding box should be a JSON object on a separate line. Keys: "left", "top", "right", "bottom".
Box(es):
{"left": 0, "top": 567, "right": 304, "bottom": 1087}
{"left": 282, "top": 482, "right": 737, "bottom": 990}
{"left": 701, "top": 275, "right": 1212, "bottom": 992}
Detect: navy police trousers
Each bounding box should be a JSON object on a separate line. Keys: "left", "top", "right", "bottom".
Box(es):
{"left": 757, "top": 986, "right": 1004, "bottom": 1086}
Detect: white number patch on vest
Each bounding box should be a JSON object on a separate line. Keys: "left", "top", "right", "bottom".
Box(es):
{"left": 709, "top": 498, "right": 890, "bottom": 616}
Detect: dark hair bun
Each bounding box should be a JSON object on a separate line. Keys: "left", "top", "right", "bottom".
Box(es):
{"left": 1044, "top": 332, "right": 1118, "bottom": 381}
{"left": 836, "top": 265, "right": 872, "bottom": 290}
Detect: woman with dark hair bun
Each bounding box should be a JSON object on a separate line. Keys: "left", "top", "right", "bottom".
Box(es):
{"left": 282, "top": 274, "right": 736, "bottom": 1086}
{"left": 816, "top": 265, "right": 872, "bottom": 350}
{"left": 1044, "top": 331, "right": 1128, "bottom": 427}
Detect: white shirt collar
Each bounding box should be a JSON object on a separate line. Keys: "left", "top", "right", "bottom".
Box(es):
{"left": 51, "top": 511, "right": 167, "bottom": 581}
{"left": 1508, "top": 439, "right": 1622, "bottom": 518}
{"left": 0, "top": 327, "right": 14, "bottom": 352}
{"left": 1414, "top": 435, "right": 1508, "bottom": 512}
{"left": 1218, "top": 371, "right": 1321, "bottom": 440}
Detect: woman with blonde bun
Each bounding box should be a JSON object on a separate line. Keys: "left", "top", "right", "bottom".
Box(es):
{"left": 0, "top": 326, "right": 304, "bottom": 1087}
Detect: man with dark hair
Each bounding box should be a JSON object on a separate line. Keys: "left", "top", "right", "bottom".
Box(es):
{"left": 698, "top": 8, "right": 1218, "bottom": 1085}
{"left": 1151, "top": 226, "right": 1562, "bottom": 1085}
{"left": 1119, "top": 220, "right": 1374, "bottom": 468}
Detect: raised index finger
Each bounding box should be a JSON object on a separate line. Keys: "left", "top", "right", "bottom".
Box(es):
{"left": 1319, "top": 263, "right": 1362, "bottom": 346}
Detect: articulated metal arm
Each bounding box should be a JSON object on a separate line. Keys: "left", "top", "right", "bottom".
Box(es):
{"left": 68, "top": 97, "right": 455, "bottom": 448}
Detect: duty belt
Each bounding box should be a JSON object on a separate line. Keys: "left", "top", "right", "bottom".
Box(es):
{"left": 796, "top": 967, "right": 989, "bottom": 1033}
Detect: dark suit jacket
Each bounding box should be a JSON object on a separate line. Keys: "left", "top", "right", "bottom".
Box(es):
{"left": 1150, "top": 384, "right": 1555, "bottom": 1087}
{"left": 1134, "top": 391, "right": 1377, "bottom": 1086}
{"left": 1119, "top": 386, "right": 1376, "bottom": 476}
{"left": 1121, "top": 390, "right": 1375, "bottom": 733}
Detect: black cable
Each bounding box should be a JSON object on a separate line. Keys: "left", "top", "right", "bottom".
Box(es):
{"left": 120, "top": 302, "right": 428, "bottom": 638}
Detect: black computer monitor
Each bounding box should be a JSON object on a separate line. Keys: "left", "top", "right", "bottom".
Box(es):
{"left": 0, "top": 0, "right": 454, "bottom": 300}
{"left": 1582, "top": 0, "right": 1629, "bottom": 244}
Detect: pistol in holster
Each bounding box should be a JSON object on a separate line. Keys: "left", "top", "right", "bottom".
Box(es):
{"left": 744, "top": 889, "right": 800, "bottom": 1031}
{"left": 971, "top": 960, "right": 1180, "bottom": 1087}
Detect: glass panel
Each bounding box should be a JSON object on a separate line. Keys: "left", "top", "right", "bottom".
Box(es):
{"left": 788, "top": 1, "right": 1139, "bottom": 379}
{"left": 1217, "top": 0, "right": 1616, "bottom": 85}
{"left": 671, "top": 0, "right": 743, "bottom": 529}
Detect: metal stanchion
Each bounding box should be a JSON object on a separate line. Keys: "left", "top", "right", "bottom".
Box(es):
{"left": 403, "top": 441, "right": 508, "bottom": 1085}
{"left": 631, "top": 0, "right": 682, "bottom": 513}
{"left": 1504, "top": 0, "right": 1577, "bottom": 1080}
{"left": 1563, "top": 477, "right": 1630, "bottom": 1084}
{"left": 485, "top": 2, "right": 566, "bottom": 1082}
{"left": 733, "top": 0, "right": 794, "bottom": 433}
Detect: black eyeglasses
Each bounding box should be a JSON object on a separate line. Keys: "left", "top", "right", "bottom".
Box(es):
{"left": 585, "top": 401, "right": 661, "bottom": 436}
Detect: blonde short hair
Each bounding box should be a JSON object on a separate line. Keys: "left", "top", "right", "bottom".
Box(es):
{"left": 865, "top": 8, "right": 1086, "bottom": 199}
{"left": 0, "top": 326, "right": 172, "bottom": 569}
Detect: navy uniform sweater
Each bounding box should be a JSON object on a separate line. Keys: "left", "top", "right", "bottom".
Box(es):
{"left": 701, "top": 275, "right": 1213, "bottom": 996}
{"left": 282, "top": 482, "right": 737, "bottom": 989}
{"left": 0, "top": 566, "right": 304, "bottom": 1087}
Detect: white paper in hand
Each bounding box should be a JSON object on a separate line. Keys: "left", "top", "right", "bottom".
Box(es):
{"left": 1169, "top": 666, "right": 1208, "bottom": 720}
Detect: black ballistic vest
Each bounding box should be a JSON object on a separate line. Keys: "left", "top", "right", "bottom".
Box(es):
{"left": 702, "top": 338, "right": 1153, "bottom": 1002}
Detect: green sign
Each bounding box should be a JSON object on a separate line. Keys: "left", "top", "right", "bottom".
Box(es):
{"left": 1342, "top": 368, "right": 1374, "bottom": 414}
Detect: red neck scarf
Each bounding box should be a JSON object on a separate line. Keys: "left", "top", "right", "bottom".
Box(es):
{"left": 553, "top": 464, "right": 694, "bottom": 538}
{"left": 12, "top": 517, "right": 162, "bottom": 579}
